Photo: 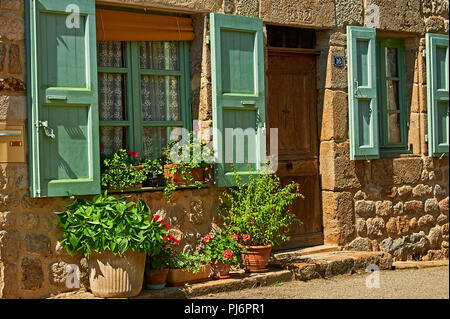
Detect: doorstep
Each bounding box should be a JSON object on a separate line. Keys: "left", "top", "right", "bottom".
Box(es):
{"left": 269, "top": 250, "right": 394, "bottom": 281}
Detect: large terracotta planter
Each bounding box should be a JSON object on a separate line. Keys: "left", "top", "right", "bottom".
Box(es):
{"left": 211, "top": 260, "right": 231, "bottom": 279}
{"left": 167, "top": 264, "right": 211, "bottom": 287}
{"left": 88, "top": 249, "right": 146, "bottom": 298}
{"left": 240, "top": 245, "right": 272, "bottom": 273}
{"left": 164, "top": 164, "right": 205, "bottom": 186}
{"left": 145, "top": 268, "right": 169, "bottom": 290}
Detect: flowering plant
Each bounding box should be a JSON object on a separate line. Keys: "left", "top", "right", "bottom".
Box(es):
{"left": 219, "top": 165, "right": 304, "bottom": 247}
{"left": 162, "top": 129, "right": 214, "bottom": 200}
{"left": 203, "top": 232, "right": 242, "bottom": 265}
{"left": 101, "top": 149, "right": 151, "bottom": 190}
{"left": 146, "top": 215, "right": 180, "bottom": 274}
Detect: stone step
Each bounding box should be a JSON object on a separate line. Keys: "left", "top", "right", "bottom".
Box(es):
{"left": 270, "top": 251, "right": 393, "bottom": 281}
{"left": 271, "top": 245, "right": 340, "bottom": 263}
{"left": 393, "top": 260, "right": 449, "bottom": 270}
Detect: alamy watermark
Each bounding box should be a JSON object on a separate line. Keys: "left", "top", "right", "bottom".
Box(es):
{"left": 66, "top": 4, "right": 80, "bottom": 29}
{"left": 365, "top": 264, "right": 380, "bottom": 288}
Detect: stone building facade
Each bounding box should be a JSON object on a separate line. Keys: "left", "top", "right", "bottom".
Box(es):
{"left": 0, "top": 0, "right": 449, "bottom": 298}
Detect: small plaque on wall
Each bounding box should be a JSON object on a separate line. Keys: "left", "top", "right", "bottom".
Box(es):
{"left": 333, "top": 56, "right": 344, "bottom": 67}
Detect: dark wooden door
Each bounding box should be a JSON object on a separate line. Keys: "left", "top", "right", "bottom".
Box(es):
{"left": 267, "top": 49, "right": 323, "bottom": 250}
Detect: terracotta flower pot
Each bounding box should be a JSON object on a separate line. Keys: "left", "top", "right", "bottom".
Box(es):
{"left": 211, "top": 260, "right": 231, "bottom": 279}
{"left": 88, "top": 249, "right": 146, "bottom": 298}
{"left": 164, "top": 164, "right": 205, "bottom": 186}
{"left": 145, "top": 268, "right": 169, "bottom": 290}
{"left": 167, "top": 264, "right": 212, "bottom": 287}
{"left": 240, "top": 245, "right": 272, "bottom": 273}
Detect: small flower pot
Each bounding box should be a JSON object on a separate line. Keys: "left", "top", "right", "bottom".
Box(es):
{"left": 240, "top": 245, "right": 272, "bottom": 273}
{"left": 145, "top": 268, "right": 169, "bottom": 290}
{"left": 164, "top": 164, "right": 205, "bottom": 186}
{"left": 210, "top": 260, "right": 231, "bottom": 279}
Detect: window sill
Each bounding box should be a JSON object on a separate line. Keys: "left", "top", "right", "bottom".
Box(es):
{"left": 105, "top": 183, "right": 213, "bottom": 194}
{"left": 379, "top": 148, "right": 413, "bottom": 157}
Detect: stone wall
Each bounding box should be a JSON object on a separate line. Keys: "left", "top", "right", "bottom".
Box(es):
{"left": 1, "top": 0, "right": 449, "bottom": 299}
{"left": 316, "top": 1, "right": 449, "bottom": 263}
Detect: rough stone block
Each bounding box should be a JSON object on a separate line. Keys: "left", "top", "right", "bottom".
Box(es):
{"left": 0, "top": 13, "right": 24, "bottom": 41}
{"left": 397, "top": 185, "right": 413, "bottom": 200}
{"left": 438, "top": 197, "right": 449, "bottom": 214}
{"left": 424, "top": 198, "right": 440, "bottom": 214}
{"left": 366, "top": 217, "right": 385, "bottom": 238}
{"left": 365, "top": 0, "right": 424, "bottom": 33}
{"left": 397, "top": 216, "right": 410, "bottom": 236}
{"left": 319, "top": 89, "right": 348, "bottom": 142}
{"left": 355, "top": 200, "right": 375, "bottom": 218}
{"left": 0, "top": 95, "right": 27, "bottom": 120}
{"left": 0, "top": 262, "right": 17, "bottom": 298}
{"left": 21, "top": 257, "right": 43, "bottom": 291}
{"left": 412, "top": 184, "right": 433, "bottom": 199}
{"left": 0, "top": 211, "right": 15, "bottom": 230}
{"left": 322, "top": 191, "right": 355, "bottom": 245}
{"left": 335, "top": 0, "right": 364, "bottom": 26}
{"left": 0, "top": 230, "right": 19, "bottom": 262}
{"left": 418, "top": 214, "right": 435, "bottom": 229}
{"left": 375, "top": 200, "right": 393, "bottom": 217}
{"left": 25, "top": 234, "right": 52, "bottom": 257}
{"left": 392, "top": 158, "right": 423, "bottom": 184}
{"left": 404, "top": 200, "right": 424, "bottom": 216}
{"left": 386, "top": 217, "right": 398, "bottom": 237}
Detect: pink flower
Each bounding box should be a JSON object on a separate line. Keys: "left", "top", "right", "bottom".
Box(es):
{"left": 203, "top": 234, "right": 212, "bottom": 243}
{"left": 222, "top": 250, "right": 234, "bottom": 260}
{"left": 193, "top": 126, "right": 200, "bottom": 132}
{"left": 242, "top": 234, "right": 250, "bottom": 242}
{"left": 231, "top": 234, "right": 239, "bottom": 241}
{"left": 133, "top": 152, "right": 139, "bottom": 158}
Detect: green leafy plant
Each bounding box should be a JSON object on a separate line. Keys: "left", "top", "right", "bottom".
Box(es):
{"left": 219, "top": 165, "right": 304, "bottom": 247}
{"left": 203, "top": 232, "right": 242, "bottom": 265}
{"left": 101, "top": 149, "right": 150, "bottom": 190}
{"left": 168, "top": 250, "right": 211, "bottom": 274}
{"left": 55, "top": 192, "right": 158, "bottom": 256}
{"left": 162, "top": 130, "right": 214, "bottom": 200}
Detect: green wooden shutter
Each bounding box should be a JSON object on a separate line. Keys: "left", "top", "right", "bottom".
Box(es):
{"left": 26, "top": 0, "right": 100, "bottom": 197}
{"left": 210, "top": 13, "right": 266, "bottom": 186}
{"left": 426, "top": 33, "right": 449, "bottom": 157}
{"left": 347, "top": 26, "right": 379, "bottom": 160}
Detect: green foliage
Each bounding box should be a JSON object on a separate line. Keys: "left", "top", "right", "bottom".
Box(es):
{"left": 55, "top": 192, "right": 160, "bottom": 257}
{"left": 168, "top": 251, "right": 211, "bottom": 274}
{"left": 101, "top": 149, "right": 152, "bottom": 190}
{"left": 219, "top": 165, "right": 304, "bottom": 247}
{"left": 162, "top": 131, "right": 214, "bottom": 201}
{"left": 203, "top": 232, "right": 242, "bottom": 265}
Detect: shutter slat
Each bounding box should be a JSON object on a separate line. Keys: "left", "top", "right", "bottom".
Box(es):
{"left": 210, "top": 13, "right": 266, "bottom": 187}
{"left": 347, "top": 26, "right": 380, "bottom": 160}
{"left": 27, "top": 0, "right": 100, "bottom": 197}
{"left": 426, "top": 33, "right": 449, "bottom": 157}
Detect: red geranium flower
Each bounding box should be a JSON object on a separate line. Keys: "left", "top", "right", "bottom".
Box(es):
{"left": 164, "top": 242, "right": 169, "bottom": 247}
{"left": 163, "top": 235, "right": 168, "bottom": 241}
{"left": 231, "top": 234, "right": 239, "bottom": 241}
{"left": 222, "top": 250, "right": 234, "bottom": 260}
{"left": 154, "top": 215, "right": 160, "bottom": 222}
{"left": 160, "top": 220, "right": 165, "bottom": 225}
{"left": 133, "top": 152, "right": 139, "bottom": 158}
{"left": 164, "top": 224, "right": 169, "bottom": 230}
{"left": 203, "top": 234, "right": 212, "bottom": 243}
{"left": 242, "top": 234, "right": 250, "bottom": 242}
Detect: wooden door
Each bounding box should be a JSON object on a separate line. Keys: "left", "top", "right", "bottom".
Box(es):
{"left": 267, "top": 49, "right": 323, "bottom": 250}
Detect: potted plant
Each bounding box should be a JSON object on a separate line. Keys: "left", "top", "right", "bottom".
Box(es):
{"left": 167, "top": 251, "right": 212, "bottom": 287}
{"left": 219, "top": 165, "right": 303, "bottom": 273}
{"left": 144, "top": 215, "right": 180, "bottom": 290}
{"left": 55, "top": 192, "right": 156, "bottom": 298}
{"left": 203, "top": 232, "right": 242, "bottom": 279}
{"left": 101, "top": 149, "right": 150, "bottom": 190}
{"left": 141, "top": 157, "right": 164, "bottom": 187}
{"left": 162, "top": 129, "right": 214, "bottom": 200}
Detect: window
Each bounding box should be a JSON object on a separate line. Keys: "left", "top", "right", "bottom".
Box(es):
{"left": 376, "top": 38, "right": 407, "bottom": 153}
{"left": 267, "top": 25, "right": 316, "bottom": 49}
{"left": 98, "top": 41, "right": 191, "bottom": 160}
{"left": 26, "top": 0, "right": 195, "bottom": 198}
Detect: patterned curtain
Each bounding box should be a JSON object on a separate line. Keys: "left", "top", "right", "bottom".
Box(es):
{"left": 97, "top": 41, "right": 127, "bottom": 156}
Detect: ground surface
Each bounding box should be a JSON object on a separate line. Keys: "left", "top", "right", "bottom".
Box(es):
{"left": 196, "top": 266, "right": 449, "bottom": 299}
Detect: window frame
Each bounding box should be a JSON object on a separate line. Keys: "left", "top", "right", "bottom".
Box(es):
{"left": 376, "top": 37, "right": 409, "bottom": 155}
{"left": 98, "top": 41, "right": 192, "bottom": 158}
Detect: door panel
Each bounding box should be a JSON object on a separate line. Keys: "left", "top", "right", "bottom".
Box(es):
{"left": 267, "top": 51, "right": 323, "bottom": 250}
